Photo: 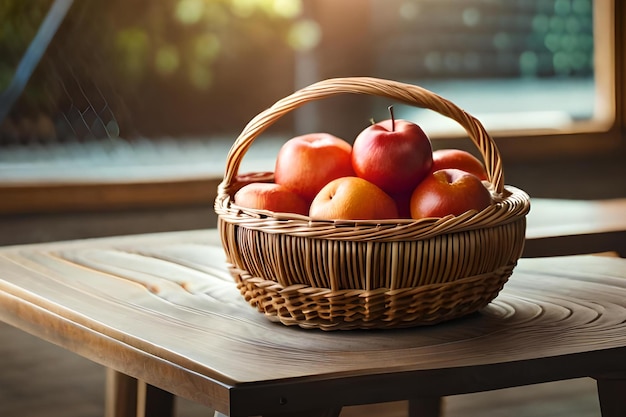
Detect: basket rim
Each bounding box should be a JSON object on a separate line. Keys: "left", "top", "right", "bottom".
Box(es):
{"left": 216, "top": 182, "right": 530, "bottom": 242}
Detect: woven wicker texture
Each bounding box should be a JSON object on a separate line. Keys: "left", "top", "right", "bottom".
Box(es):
{"left": 215, "top": 77, "right": 530, "bottom": 330}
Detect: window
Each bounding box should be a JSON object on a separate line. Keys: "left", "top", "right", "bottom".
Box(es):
{"left": 302, "top": 0, "right": 621, "bottom": 160}
{"left": 0, "top": 0, "right": 301, "bottom": 142}
{"left": 368, "top": 0, "right": 610, "bottom": 134}
{"left": 0, "top": 0, "right": 623, "bottom": 219}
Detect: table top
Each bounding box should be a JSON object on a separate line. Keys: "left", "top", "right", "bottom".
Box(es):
{"left": 1, "top": 228, "right": 625, "bottom": 416}
{"left": 523, "top": 198, "right": 626, "bottom": 257}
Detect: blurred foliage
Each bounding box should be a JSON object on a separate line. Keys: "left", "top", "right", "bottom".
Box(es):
{"left": 1, "top": 0, "right": 313, "bottom": 138}
{"left": 108, "top": 0, "right": 306, "bottom": 89}
{"left": 0, "top": 0, "right": 54, "bottom": 106}
{"left": 0, "top": 0, "right": 306, "bottom": 89}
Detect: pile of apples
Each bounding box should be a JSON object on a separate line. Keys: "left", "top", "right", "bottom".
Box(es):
{"left": 234, "top": 111, "right": 493, "bottom": 221}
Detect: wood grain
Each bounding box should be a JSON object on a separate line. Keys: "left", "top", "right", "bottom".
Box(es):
{"left": 0, "top": 230, "right": 625, "bottom": 416}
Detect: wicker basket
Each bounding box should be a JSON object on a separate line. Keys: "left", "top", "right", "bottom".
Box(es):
{"left": 215, "top": 77, "right": 530, "bottom": 330}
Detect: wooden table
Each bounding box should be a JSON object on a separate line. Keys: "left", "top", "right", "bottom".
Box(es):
{"left": 523, "top": 198, "right": 626, "bottom": 257}
{"left": 0, "top": 228, "right": 625, "bottom": 417}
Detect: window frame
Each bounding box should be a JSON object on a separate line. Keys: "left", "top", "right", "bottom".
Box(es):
{"left": 310, "top": 0, "right": 624, "bottom": 163}
{"left": 480, "top": 0, "right": 624, "bottom": 163}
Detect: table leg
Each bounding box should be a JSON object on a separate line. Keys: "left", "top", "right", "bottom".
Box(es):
{"left": 137, "top": 380, "right": 175, "bottom": 417}
{"left": 408, "top": 397, "right": 442, "bottom": 417}
{"left": 596, "top": 378, "right": 626, "bottom": 417}
{"left": 105, "top": 368, "right": 139, "bottom": 417}
{"left": 105, "top": 368, "right": 175, "bottom": 417}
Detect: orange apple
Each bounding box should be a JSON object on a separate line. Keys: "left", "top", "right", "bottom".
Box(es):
{"left": 234, "top": 182, "right": 309, "bottom": 215}
{"left": 309, "top": 177, "right": 399, "bottom": 220}
{"left": 410, "top": 169, "right": 492, "bottom": 219}
{"left": 274, "top": 133, "right": 355, "bottom": 202}
{"left": 352, "top": 115, "right": 432, "bottom": 195}
{"left": 431, "top": 149, "right": 488, "bottom": 181}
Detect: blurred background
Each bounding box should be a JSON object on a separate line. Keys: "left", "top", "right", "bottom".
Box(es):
{"left": 0, "top": 0, "right": 599, "bottom": 142}
{"left": 0, "top": 0, "right": 623, "bottom": 242}
{"left": 0, "top": 0, "right": 300, "bottom": 141}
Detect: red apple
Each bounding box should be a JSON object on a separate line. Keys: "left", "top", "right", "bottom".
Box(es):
{"left": 234, "top": 182, "right": 309, "bottom": 215}
{"left": 274, "top": 133, "right": 355, "bottom": 202}
{"left": 431, "top": 149, "right": 488, "bottom": 181}
{"left": 390, "top": 191, "right": 413, "bottom": 219}
{"left": 352, "top": 115, "right": 433, "bottom": 195}
{"left": 410, "top": 169, "right": 493, "bottom": 219}
{"left": 309, "top": 177, "right": 398, "bottom": 220}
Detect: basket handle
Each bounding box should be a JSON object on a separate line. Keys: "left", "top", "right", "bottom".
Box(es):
{"left": 219, "top": 77, "right": 505, "bottom": 197}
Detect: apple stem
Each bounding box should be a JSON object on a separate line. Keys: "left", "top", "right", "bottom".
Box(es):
{"left": 388, "top": 105, "right": 395, "bottom": 132}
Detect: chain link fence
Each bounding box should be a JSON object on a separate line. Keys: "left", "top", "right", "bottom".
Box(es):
{"left": 0, "top": 0, "right": 298, "bottom": 147}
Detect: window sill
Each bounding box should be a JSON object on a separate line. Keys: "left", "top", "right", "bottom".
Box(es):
{"left": 0, "top": 137, "right": 282, "bottom": 215}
